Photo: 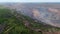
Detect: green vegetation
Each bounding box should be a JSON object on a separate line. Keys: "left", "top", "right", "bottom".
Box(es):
{"left": 0, "top": 8, "right": 60, "bottom": 34}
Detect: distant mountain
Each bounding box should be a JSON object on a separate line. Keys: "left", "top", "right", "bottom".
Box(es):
{"left": 1, "top": 3, "right": 60, "bottom": 27}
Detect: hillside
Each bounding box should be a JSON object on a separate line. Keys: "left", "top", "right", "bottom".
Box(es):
{"left": 2, "top": 3, "right": 60, "bottom": 27}
{"left": 0, "top": 8, "right": 60, "bottom": 34}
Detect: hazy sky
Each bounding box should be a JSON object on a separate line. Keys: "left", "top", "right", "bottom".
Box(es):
{"left": 0, "top": 0, "right": 60, "bottom": 2}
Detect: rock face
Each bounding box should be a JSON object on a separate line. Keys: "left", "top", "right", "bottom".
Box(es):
{"left": 2, "top": 3, "right": 60, "bottom": 27}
